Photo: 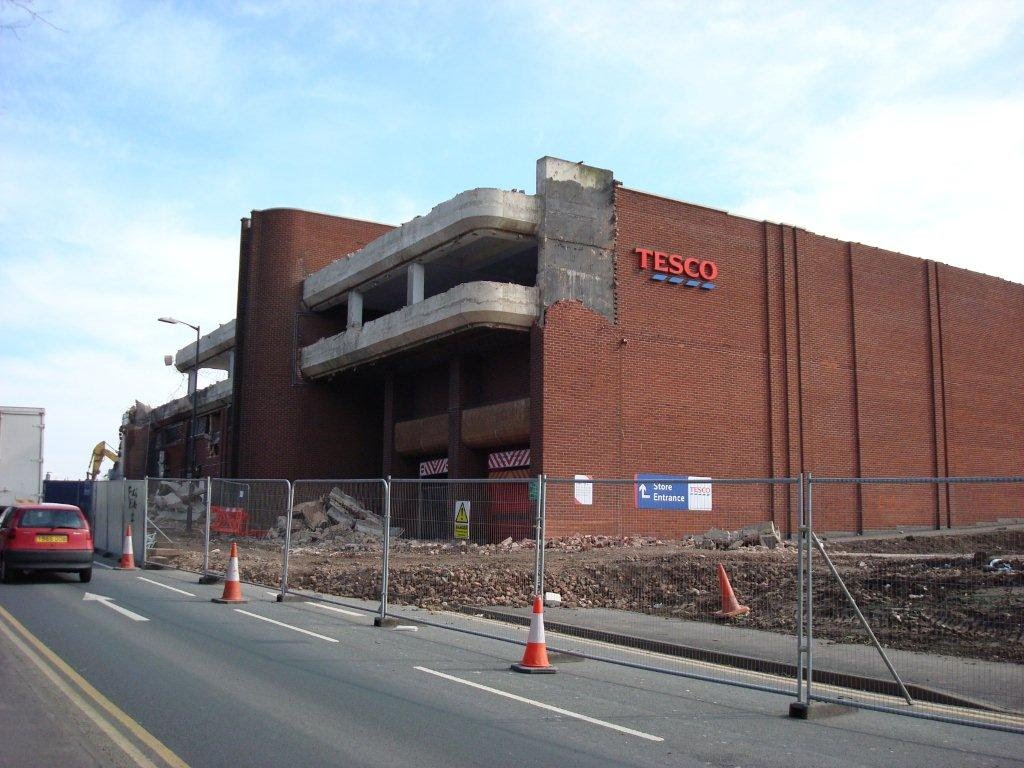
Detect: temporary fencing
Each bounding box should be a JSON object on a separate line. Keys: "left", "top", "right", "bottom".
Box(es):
{"left": 540, "top": 476, "right": 802, "bottom": 696}
{"left": 144, "top": 478, "right": 209, "bottom": 571}
{"left": 207, "top": 478, "right": 290, "bottom": 582}
{"left": 800, "top": 475, "right": 1024, "bottom": 733}
{"left": 283, "top": 480, "right": 387, "bottom": 604}
{"left": 382, "top": 478, "right": 541, "bottom": 643}
{"left": 124, "top": 471, "right": 1022, "bottom": 733}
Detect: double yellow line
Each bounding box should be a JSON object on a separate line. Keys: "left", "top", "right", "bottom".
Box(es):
{"left": 0, "top": 605, "right": 189, "bottom": 768}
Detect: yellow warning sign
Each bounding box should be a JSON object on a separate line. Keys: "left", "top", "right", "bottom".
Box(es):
{"left": 454, "top": 500, "right": 470, "bottom": 540}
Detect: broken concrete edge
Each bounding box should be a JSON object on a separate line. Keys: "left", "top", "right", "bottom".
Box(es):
{"left": 788, "top": 701, "right": 854, "bottom": 720}
{"left": 461, "top": 605, "right": 1003, "bottom": 713}
{"left": 276, "top": 592, "right": 303, "bottom": 602}
{"left": 198, "top": 573, "right": 223, "bottom": 585}
{"left": 303, "top": 189, "right": 541, "bottom": 311}
{"left": 300, "top": 282, "right": 538, "bottom": 379}
{"left": 374, "top": 616, "right": 401, "bottom": 628}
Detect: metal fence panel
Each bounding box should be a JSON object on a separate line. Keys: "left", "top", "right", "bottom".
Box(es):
{"left": 541, "top": 476, "right": 801, "bottom": 695}
{"left": 807, "top": 476, "right": 1024, "bottom": 733}
{"left": 144, "top": 478, "right": 208, "bottom": 571}
{"left": 205, "top": 478, "right": 291, "bottom": 584}
{"left": 280, "top": 480, "right": 387, "bottom": 602}
{"left": 382, "top": 478, "right": 539, "bottom": 643}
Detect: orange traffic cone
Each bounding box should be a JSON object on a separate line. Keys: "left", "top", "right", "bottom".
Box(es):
{"left": 714, "top": 563, "right": 750, "bottom": 619}
{"left": 116, "top": 525, "right": 136, "bottom": 570}
{"left": 511, "top": 595, "right": 556, "bottom": 674}
{"left": 212, "top": 543, "right": 248, "bottom": 604}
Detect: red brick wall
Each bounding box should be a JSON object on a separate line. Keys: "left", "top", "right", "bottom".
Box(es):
{"left": 937, "top": 263, "right": 1024, "bottom": 524}
{"left": 231, "top": 209, "right": 393, "bottom": 480}
{"left": 538, "top": 186, "right": 1024, "bottom": 537}
{"left": 120, "top": 424, "right": 150, "bottom": 480}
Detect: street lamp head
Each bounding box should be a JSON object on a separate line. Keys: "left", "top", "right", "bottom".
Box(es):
{"left": 158, "top": 316, "right": 179, "bottom": 325}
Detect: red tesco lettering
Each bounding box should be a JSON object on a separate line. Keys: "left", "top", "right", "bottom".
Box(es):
{"left": 635, "top": 247, "right": 717, "bottom": 281}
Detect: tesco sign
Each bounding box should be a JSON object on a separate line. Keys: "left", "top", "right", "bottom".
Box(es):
{"left": 635, "top": 247, "right": 717, "bottom": 289}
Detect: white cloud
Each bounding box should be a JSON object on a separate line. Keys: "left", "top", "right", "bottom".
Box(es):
{"left": 734, "top": 98, "right": 1024, "bottom": 283}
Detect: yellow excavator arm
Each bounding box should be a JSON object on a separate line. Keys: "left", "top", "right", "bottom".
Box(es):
{"left": 88, "top": 441, "right": 119, "bottom": 480}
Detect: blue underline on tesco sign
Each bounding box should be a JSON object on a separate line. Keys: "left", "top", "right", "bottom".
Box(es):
{"left": 649, "top": 274, "right": 713, "bottom": 290}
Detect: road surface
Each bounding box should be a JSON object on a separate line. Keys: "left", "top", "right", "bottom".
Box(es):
{"left": 0, "top": 562, "right": 1020, "bottom": 768}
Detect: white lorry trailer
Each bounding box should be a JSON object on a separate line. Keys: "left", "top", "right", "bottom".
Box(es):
{"left": 0, "top": 406, "right": 45, "bottom": 506}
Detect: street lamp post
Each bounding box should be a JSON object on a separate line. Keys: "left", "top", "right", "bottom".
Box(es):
{"left": 159, "top": 317, "right": 201, "bottom": 533}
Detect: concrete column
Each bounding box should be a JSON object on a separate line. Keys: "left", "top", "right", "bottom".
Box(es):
{"left": 347, "top": 290, "right": 364, "bottom": 330}
{"left": 227, "top": 350, "right": 235, "bottom": 378}
{"left": 188, "top": 369, "right": 198, "bottom": 395}
{"left": 407, "top": 263, "right": 425, "bottom": 305}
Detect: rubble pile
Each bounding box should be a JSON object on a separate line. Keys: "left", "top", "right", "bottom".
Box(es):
{"left": 149, "top": 480, "right": 206, "bottom": 522}
{"left": 687, "top": 521, "right": 788, "bottom": 550}
{"left": 269, "top": 487, "right": 405, "bottom": 546}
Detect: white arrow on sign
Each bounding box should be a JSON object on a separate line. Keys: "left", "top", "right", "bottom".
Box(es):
{"left": 82, "top": 593, "right": 149, "bottom": 622}
{"left": 639, "top": 484, "right": 651, "bottom": 499}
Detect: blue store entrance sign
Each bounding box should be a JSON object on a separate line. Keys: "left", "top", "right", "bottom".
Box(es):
{"left": 635, "top": 474, "right": 712, "bottom": 511}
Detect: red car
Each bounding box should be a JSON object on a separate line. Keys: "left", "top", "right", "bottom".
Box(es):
{"left": 0, "top": 503, "right": 93, "bottom": 583}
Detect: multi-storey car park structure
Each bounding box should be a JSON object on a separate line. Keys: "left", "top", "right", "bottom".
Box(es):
{"left": 119, "top": 157, "right": 1024, "bottom": 538}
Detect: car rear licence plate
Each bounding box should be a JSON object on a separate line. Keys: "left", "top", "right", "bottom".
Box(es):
{"left": 35, "top": 534, "right": 68, "bottom": 543}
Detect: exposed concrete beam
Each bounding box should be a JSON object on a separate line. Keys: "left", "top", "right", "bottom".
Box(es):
{"left": 173, "top": 320, "right": 236, "bottom": 372}
{"left": 303, "top": 189, "right": 540, "bottom": 312}
{"left": 535, "top": 157, "right": 616, "bottom": 322}
{"left": 150, "top": 378, "right": 233, "bottom": 424}
{"left": 394, "top": 413, "right": 449, "bottom": 456}
{"left": 461, "top": 398, "right": 531, "bottom": 450}
{"left": 301, "top": 282, "right": 539, "bottom": 379}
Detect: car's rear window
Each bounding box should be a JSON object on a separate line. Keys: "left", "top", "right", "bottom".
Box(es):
{"left": 18, "top": 509, "right": 86, "bottom": 529}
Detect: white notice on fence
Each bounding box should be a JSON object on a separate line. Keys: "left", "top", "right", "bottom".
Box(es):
{"left": 687, "top": 477, "right": 712, "bottom": 511}
{"left": 574, "top": 475, "right": 593, "bottom": 505}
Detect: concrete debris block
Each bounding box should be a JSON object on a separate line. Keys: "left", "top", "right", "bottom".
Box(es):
{"left": 739, "top": 524, "right": 762, "bottom": 545}
{"left": 293, "top": 500, "right": 328, "bottom": 530}
{"left": 703, "top": 528, "right": 734, "bottom": 548}
{"left": 760, "top": 530, "right": 782, "bottom": 550}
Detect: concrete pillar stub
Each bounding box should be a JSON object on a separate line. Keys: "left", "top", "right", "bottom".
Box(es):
{"left": 347, "top": 290, "right": 364, "bottom": 329}
{"left": 407, "top": 263, "right": 425, "bottom": 305}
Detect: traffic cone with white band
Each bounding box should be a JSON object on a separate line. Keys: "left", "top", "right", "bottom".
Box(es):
{"left": 212, "top": 542, "right": 248, "bottom": 604}
{"left": 714, "top": 563, "right": 749, "bottom": 619}
{"left": 511, "top": 595, "right": 556, "bottom": 674}
{"left": 116, "top": 525, "right": 136, "bottom": 570}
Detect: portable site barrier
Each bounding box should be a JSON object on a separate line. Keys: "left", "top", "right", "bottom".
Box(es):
{"left": 281, "top": 480, "right": 386, "bottom": 605}
{"left": 143, "top": 478, "right": 209, "bottom": 572}
{"left": 798, "top": 475, "right": 1024, "bottom": 733}
{"left": 536, "top": 476, "right": 804, "bottom": 698}
{"left": 122, "top": 472, "right": 1021, "bottom": 734}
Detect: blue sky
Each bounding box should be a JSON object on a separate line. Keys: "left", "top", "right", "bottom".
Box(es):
{"left": 1, "top": 0, "right": 1022, "bottom": 479}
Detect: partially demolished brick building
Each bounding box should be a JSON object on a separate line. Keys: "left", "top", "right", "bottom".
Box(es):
{"left": 120, "top": 157, "right": 1024, "bottom": 536}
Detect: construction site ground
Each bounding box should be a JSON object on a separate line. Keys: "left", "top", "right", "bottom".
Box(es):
{"left": 151, "top": 525, "right": 1024, "bottom": 678}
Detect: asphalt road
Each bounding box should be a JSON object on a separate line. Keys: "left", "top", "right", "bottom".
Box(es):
{"left": 0, "top": 562, "right": 1021, "bottom": 768}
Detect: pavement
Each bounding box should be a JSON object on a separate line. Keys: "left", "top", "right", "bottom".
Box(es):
{"left": 455, "top": 604, "right": 1023, "bottom": 714}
